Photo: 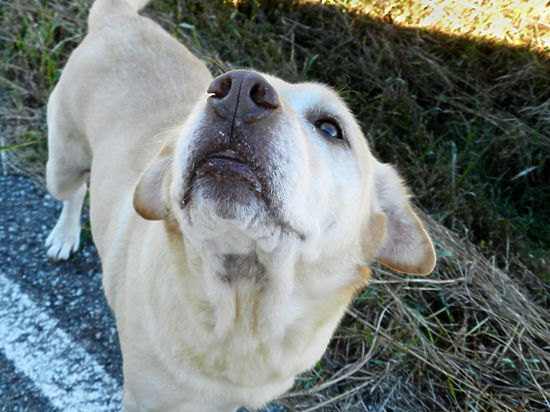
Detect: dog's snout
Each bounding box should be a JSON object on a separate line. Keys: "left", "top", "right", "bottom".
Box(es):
{"left": 207, "top": 70, "right": 279, "bottom": 121}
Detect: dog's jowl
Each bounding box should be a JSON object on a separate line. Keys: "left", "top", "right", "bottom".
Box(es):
{"left": 45, "top": 0, "right": 436, "bottom": 410}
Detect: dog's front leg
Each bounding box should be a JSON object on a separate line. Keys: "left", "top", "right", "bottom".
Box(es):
{"left": 45, "top": 182, "right": 87, "bottom": 260}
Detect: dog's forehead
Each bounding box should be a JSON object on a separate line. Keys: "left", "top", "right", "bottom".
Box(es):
{"left": 264, "top": 75, "right": 351, "bottom": 118}
{"left": 263, "top": 74, "right": 370, "bottom": 159}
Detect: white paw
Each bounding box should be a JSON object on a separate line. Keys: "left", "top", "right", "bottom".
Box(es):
{"left": 45, "top": 222, "right": 81, "bottom": 261}
{"left": 45, "top": 184, "right": 87, "bottom": 261}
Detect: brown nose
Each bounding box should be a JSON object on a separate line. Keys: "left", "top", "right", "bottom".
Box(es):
{"left": 207, "top": 70, "right": 279, "bottom": 121}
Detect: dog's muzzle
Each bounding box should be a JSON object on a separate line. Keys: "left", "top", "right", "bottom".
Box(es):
{"left": 181, "top": 71, "right": 283, "bottom": 216}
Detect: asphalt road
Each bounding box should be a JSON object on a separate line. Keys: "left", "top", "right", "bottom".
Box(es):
{"left": 0, "top": 173, "right": 288, "bottom": 412}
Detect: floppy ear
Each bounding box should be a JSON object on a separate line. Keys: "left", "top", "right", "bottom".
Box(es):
{"left": 369, "top": 162, "right": 436, "bottom": 275}
{"left": 133, "top": 142, "right": 173, "bottom": 221}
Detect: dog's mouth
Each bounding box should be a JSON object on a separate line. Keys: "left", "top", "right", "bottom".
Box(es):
{"left": 182, "top": 146, "right": 267, "bottom": 207}
{"left": 178, "top": 128, "right": 305, "bottom": 241}
{"left": 197, "top": 150, "right": 262, "bottom": 192}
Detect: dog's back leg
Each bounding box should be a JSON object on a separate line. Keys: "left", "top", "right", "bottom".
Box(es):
{"left": 45, "top": 89, "right": 91, "bottom": 261}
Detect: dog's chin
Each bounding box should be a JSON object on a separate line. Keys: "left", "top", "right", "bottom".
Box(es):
{"left": 178, "top": 149, "right": 301, "bottom": 253}
{"left": 181, "top": 175, "right": 281, "bottom": 254}
{"left": 193, "top": 175, "right": 265, "bottom": 221}
{"left": 185, "top": 152, "right": 267, "bottom": 220}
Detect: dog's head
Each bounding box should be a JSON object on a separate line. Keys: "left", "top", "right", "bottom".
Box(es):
{"left": 133, "top": 70, "right": 435, "bottom": 276}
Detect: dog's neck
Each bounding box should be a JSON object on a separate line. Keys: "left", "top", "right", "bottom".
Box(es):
{"left": 164, "top": 223, "right": 300, "bottom": 340}
{"left": 159, "top": 222, "right": 363, "bottom": 387}
{"left": 218, "top": 253, "right": 266, "bottom": 284}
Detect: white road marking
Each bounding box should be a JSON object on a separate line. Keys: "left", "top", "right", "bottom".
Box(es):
{"left": 0, "top": 272, "right": 121, "bottom": 411}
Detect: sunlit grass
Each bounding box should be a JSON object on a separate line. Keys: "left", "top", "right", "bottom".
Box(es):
{"left": 321, "top": 0, "right": 550, "bottom": 53}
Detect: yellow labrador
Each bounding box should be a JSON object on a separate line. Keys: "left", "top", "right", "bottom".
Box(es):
{"left": 45, "top": 0, "right": 435, "bottom": 410}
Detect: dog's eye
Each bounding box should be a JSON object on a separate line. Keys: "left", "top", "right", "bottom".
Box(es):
{"left": 316, "top": 120, "right": 343, "bottom": 140}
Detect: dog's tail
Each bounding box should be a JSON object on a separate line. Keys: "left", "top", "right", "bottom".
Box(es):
{"left": 88, "top": 0, "right": 152, "bottom": 32}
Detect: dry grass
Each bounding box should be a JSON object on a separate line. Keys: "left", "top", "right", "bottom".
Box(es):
{"left": 282, "top": 214, "right": 550, "bottom": 411}
{"left": 354, "top": 0, "right": 550, "bottom": 53}
{"left": 1, "top": 0, "right": 549, "bottom": 410}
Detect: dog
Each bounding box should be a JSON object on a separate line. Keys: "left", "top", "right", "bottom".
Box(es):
{"left": 44, "top": 0, "right": 435, "bottom": 410}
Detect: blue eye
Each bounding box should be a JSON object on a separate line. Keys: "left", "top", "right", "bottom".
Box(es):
{"left": 316, "top": 120, "right": 342, "bottom": 140}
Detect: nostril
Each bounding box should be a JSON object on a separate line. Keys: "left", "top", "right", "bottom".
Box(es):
{"left": 207, "top": 70, "right": 279, "bottom": 120}
{"left": 207, "top": 77, "right": 232, "bottom": 99}
{"left": 250, "top": 84, "right": 264, "bottom": 104}
{"left": 250, "top": 82, "right": 279, "bottom": 109}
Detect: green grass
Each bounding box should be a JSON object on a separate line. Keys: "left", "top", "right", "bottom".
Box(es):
{"left": 1, "top": 0, "right": 549, "bottom": 410}
{"left": 1, "top": 0, "right": 89, "bottom": 176}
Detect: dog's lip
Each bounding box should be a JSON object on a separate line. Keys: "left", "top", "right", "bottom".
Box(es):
{"left": 182, "top": 148, "right": 264, "bottom": 205}
{"left": 204, "top": 149, "right": 250, "bottom": 167}
{"left": 197, "top": 150, "right": 259, "bottom": 183}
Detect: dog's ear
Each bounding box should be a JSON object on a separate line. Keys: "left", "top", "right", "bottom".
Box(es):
{"left": 367, "top": 162, "right": 436, "bottom": 275}
{"left": 133, "top": 142, "right": 173, "bottom": 221}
